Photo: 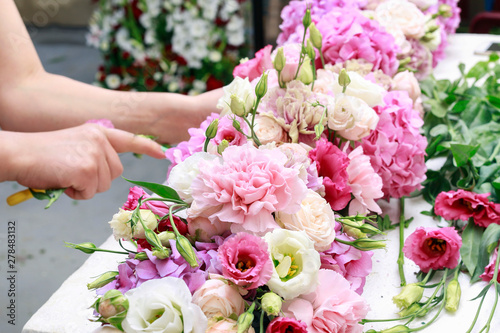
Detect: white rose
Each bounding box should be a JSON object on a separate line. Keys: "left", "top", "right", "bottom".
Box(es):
{"left": 332, "top": 95, "right": 379, "bottom": 141}
{"left": 276, "top": 190, "right": 336, "bottom": 252}
{"left": 408, "top": 0, "right": 437, "bottom": 10}
{"left": 332, "top": 71, "right": 385, "bottom": 107}
{"left": 217, "top": 77, "right": 256, "bottom": 116}
{"left": 327, "top": 94, "right": 355, "bottom": 131}
{"left": 254, "top": 115, "right": 287, "bottom": 144}
{"left": 264, "top": 229, "right": 321, "bottom": 300}
{"left": 109, "top": 209, "right": 157, "bottom": 241}
{"left": 391, "top": 70, "right": 421, "bottom": 103}
{"left": 375, "top": 0, "right": 427, "bottom": 39}
{"left": 123, "top": 278, "right": 207, "bottom": 333}
{"left": 168, "top": 152, "right": 220, "bottom": 204}
{"left": 192, "top": 276, "right": 246, "bottom": 319}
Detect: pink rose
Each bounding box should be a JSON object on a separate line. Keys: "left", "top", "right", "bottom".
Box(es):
{"left": 434, "top": 190, "right": 500, "bottom": 228}
{"left": 191, "top": 144, "right": 307, "bottom": 235}
{"left": 480, "top": 249, "right": 500, "bottom": 283}
{"left": 283, "top": 269, "right": 369, "bottom": 333}
{"left": 266, "top": 317, "right": 308, "bottom": 333}
{"left": 233, "top": 45, "right": 273, "bottom": 81}
{"left": 403, "top": 227, "right": 462, "bottom": 273}
{"left": 309, "top": 139, "right": 352, "bottom": 211}
{"left": 218, "top": 232, "right": 273, "bottom": 290}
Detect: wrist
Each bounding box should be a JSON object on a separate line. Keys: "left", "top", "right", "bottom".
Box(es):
{"left": 0, "top": 131, "right": 21, "bottom": 182}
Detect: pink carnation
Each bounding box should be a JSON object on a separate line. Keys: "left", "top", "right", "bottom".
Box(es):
{"left": 361, "top": 91, "right": 427, "bottom": 199}
{"left": 320, "top": 231, "right": 373, "bottom": 295}
{"left": 191, "top": 144, "right": 307, "bottom": 235}
{"left": 403, "top": 227, "right": 462, "bottom": 273}
{"left": 218, "top": 233, "right": 273, "bottom": 290}
{"left": 283, "top": 269, "right": 369, "bottom": 333}
{"left": 309, "top": 139, "right": 352, "bottom": 211}
{"left": 233, "top": 45, "right": 273, "bottom": 81}
{"left": 316, "top": 8, "right": 400, "bottom": 76}
{"left": 434, "top": 190, "right": 500, "bottom": 228}
{"left": 266, "top": 317, "right": 308, "bottom": 333}
{"left": 480, "top": 249, "right": 500, "bottom": 283}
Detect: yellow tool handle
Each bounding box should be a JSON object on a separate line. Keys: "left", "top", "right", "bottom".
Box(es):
{"left": 6, "top": 188, "right": 45, "bottom": 206}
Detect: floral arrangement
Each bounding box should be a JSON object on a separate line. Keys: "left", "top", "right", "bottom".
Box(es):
{"left": 87, "top": 0, "right": 249, "bottom": 94}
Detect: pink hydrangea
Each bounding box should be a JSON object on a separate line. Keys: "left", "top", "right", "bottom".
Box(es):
{"left": 316, "top": 8, "right": 400, "bottom": 76}
{"left": 403, "top": 227, "right": 462, "bottom": 273}
{"left": 277, "top": 0, "right": 366, "bottom": 45}
{"left": 266, "top": 317, "right": 308, "bottom": 333}
{"left": 283, "top": 269, "right": 369, "bottom": 333}
{"left": 233, "top": 45, "right": 273, "bottom": 81}
{"left": 405, "top": 38, "right": 433, "bottom": 80}
{"left": 426, "top": 0, "right": 461, "bottom": 35}
{"left": 480, "top": 249, "right": 500, "bottom": 283}
{"left": 434, "top": 190, "right": 500, "bottom": 228}
{"left": 218, "top": 232, "right": 273, "bottom": 290}
{"left": 190, "top": 144, "right": 307, "bottom": 235}
{"left": 320, "top": 230, "right": 373, "bottom": 295}
{"left": 361, "top": 91, "right": 427, "bottom": 199}
{"left": 309, "top": 138, "right": 352, "bottom": 211}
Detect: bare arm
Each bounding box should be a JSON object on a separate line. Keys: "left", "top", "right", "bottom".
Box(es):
{"left": 0, "top": 0, "right": 222, "bottom": 144}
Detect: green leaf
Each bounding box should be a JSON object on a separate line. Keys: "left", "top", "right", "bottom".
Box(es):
{"left": 469, "top": 284, "right": 492, "bottom": 301}
{"left": 429, "top": 124, "right": 448, "bottom": 137}
{"left": 30, "top": 188, "right": 65, "bottom": 209}
{"left": 460, "top": 221, "right": 484, "bottom": 276}
{"left": 426, "top": 99, "right": 448, "bottom": 118}
{"left": 123, "top": 178, "right": 183, "bottom": 202}
{"left": 451, "top": 99, "right": 469, "bottom": 114}
{"left": 450, "top": 143, "right": 480, "bottom": 167}
{"left": 487, "top": 95, "right": 500, "bottom": 109}
{"left": 466, "top": 61, "right": 489, "bottom": 80}
{"left": 472, "top": 224, "right": 500, "bottom": 282}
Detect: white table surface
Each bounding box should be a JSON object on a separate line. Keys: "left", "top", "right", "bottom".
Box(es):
{"left": 22, "top": 33, "right": 500, "bottom": 333}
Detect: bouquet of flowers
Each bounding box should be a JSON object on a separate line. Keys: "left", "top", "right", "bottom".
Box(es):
{"left": 87, "top": 0, "right": 250, "bottom": 94}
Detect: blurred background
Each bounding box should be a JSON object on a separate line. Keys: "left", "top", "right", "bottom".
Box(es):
{"left": 0, "top": 0, "right": 497, "bottom": 332}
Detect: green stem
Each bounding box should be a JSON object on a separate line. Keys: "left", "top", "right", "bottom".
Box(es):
{"left": 466, "top": 292, "right": 488, "bottom": 333}
{"left": 398, "top": 197, "right": 407, "bottom": 286}
{"left": 421, "top": 269, "right": 434, "bottom": 285}
{"left": 260, "top": 307, "right": 265, "bottom": 333}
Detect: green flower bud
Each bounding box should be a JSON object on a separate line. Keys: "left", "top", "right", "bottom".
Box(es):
{"left": 274, "top": 47, "right": 286, "bottom": 72}
{"left": 445, "top": 278, "right": 461, "bottom": 312}
{"left": 87, "top": 271, "right": 119, "bottom": 290}
{"left": 261, "top": 292, "right": 282, "bottom": 316}
{"left": 157, "top": 231, "right": 176, "bottom": 246}
{"left": 306, "top": 39, "right": 316, "bottom": 61}
{"left": 230, "top": 94, "right": 247, "bottom": 117}
{"left": 134, "top": 252, "right": 149, "bottom": 260}
{"left": 338, "top": 69, "right": 351, "bottom": 90}
{"left": 398, "top": 303, "right": 427, "bottom": 318}
{"left": 343, "top": 225, "right": 367, "bottom": 239}
{"left": 232, "top": 118, "right": 242, "bottom": 132}
{"left": 309, "top": 22, "right": 322, "bottom": 49}
{"left": 255, "top": 72, "right": 268, "bottom": 99}
{"left": 393, "top": 283, "right": 424, "bottom": 309}
{"left": 302, "top": 8, "right": 311, "bottom": 29}
{"left": 95, "top": 290, "right": 129, "bottom": 331}
{"left": 314, "top": 123, "right": 324, "bottom": 140}
{"left": 381, "top": 325, "right": 410, "bottom": 333}
{"left": 237, "top": 302, "right": 255, "bottom": 333}
{"left": 176, "top": 235, "right": 199, "bottom": 268}
{"left": 152, "top": 247, "right": 171, "bottom": 260}
{"left": 297, "top": 56, "right": 314, "bottom": 85}
{"left": 352, "top": 237, "right": 386, "bottom": 251}
{"left": 218, "top": 139, "right": 230, "bottom": 154}
{"left": 67, "top": 242, "right": 97, "bottom": 254}
{"left": 438, "top": 4, "right": 452, "bottom": 18}
{"left": 205, "top": 119, "right": 219, "bottom": 140}
{"left": 145, "top": 229, "right": 164, "bottom": 251}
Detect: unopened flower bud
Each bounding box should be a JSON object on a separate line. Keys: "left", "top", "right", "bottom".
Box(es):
{"left": 232, "top": 118, "right": 242, "bottom": 132}
{"left": 134, "top": 252, "right": 149, "bottom": 260}
{"left": 94, "top": 290, "right": 129, "bottom": 331}
{"left": 306, "top": 39, "right": 315, "bottom": 60}
{"left": 381, "top": 325, "right": 410, "bottom": 333}
{"left": 398, "top": 303, "right": 427, "bottom": 317}
{"left": 255, "top": 72, "right": 268, "bottom": 99}
{"left": 309, "top": 22, "right": 322, "bottom": 49}
{"left": 152, "top": 247, "right": 171, "bottom": 259}
{"left": 237, "top": 302, "right": 255, "bottom": 333}
{"left": 176, "top": 235, "right": 199, "bottom": 267}
{"left": 302, "top": 8, "right": 311, "bottom": 29}
{"left": 445, "top": 278, "right": 461, "bottom": 312}
{"left": 157, "top": 231, "right": 176, "bottom": 246}
{"left": 68, "top": 242, "right": 97, "bottom": 254}
{"left": 87, "top": 271, "right": 119, "bottom": 290}
{"left": 438, "top": 4, "right": 452, "bottom": 18}
{"left": 297, "top": 56, "right": 314, "bottom": 85}
{"left": 274, "top": 47, "right": 286, "bottom": 72}
{"left": 314, "top": 123, "right": 324, "bottom": 140}
{"left": 352, "top": 237, "right": 386, "bottom": 251}
{"left": 393, "top": 283, "right": 424, "bottom": 309}
{"left": 230, "top": 94, "right": 247, "bottom": 117}
{"left": 218, "top": 139, "right": 230, "bottom": 154}
{"left": 344, "top": 225, "right": 367, "bottom": 239}
{"left": 205, "top": 119, "right": 219, "bottom": 140}
{"left": 338, "top": 69, "right": 351, "bottom": 90}
{"left": 145, "top": 229, "right": 164, "bottom": 250}
{"left": 261, "top": 292, "right": 282, "bottom": 316}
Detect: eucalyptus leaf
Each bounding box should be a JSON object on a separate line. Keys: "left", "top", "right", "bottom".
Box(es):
{"left": 123, "top": 178, "right": 183, "bottom": 202}
{"left": 460, "top": 221, "right": 484, "bottom": 276}
{"left": 466, "top": 61, "right": 489, "bottom": 80}
{"left": 450, "top": 144, "right": 480, "bottom": 168}
{"left": 429, "top": 124, "right": 448, "bottom": 137}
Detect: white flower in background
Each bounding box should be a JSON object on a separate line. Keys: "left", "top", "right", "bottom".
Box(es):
{"left": 332, "top": 71, "right": 385, "bottom": 107}
{"left": 276, "top": 190, "right": 336, "bottom": 252}
{"left": 392, "top": 70, "right": 421, "bottom": 103}
{"left": 105, "top": 74, "right": 121, "bottom": 89}
{"left": 109, "top": 209, "right": 158, "bottom": 241}
{"left": 209, "top": 50, "right": 222, "bottom": 63}
{"left": 193, "top": 80, "right": 207, "bottom": 92}
{"left": 123, "top": 278, "right": 207, "bottom": 333}
{"left": 217, "top": 77, "right": 256, "bottom": 116}
{"left": 375, "top": 0, "right": 427, "bottom": 39}
{"left": 335, "top": 96, "right": 379, "bottom": 141}
{"left": 139, "top": 14, "right": 153, "bottom": 29}
{"left": 199, "top": 0, "right": 220, "bottom": 21}
{"left": 220, "top": 0, "right": 240, "bottom": 21}
{"left": 408, "top": 0, "right": 438, "bottom": 10}
{"left": 191, "top": 19, "right": 210, "bottom": 38}
{"left": 144, "top": 29, "right": 156, "bottom": 45}
{"left": 168, "top": 152, "right": 220, "bottom": 204}
{"left": 264, "top": 229, "right": 321, "bottom": 300}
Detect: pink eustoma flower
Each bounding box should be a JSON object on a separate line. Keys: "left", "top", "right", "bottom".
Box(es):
{"left": 266, "top": 317, "right": 308, "bottom": 333}
{"left": 403, "top": 227, "right": 462, "bottom": 273}
{"left": 233, "top": 45, "right": 273, "bottom": 81}
{"left": 218, "top": 232, "right": 273, "bottom": 290}
{"left": 480, "top": 249, "right": 500, "bottom": 283}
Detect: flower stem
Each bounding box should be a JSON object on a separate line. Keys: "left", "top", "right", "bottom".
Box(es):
{"left": 398, "top": 197, "right": 407, "bottom": 286}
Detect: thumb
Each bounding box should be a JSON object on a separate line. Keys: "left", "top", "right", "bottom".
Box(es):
{"left": 104, "top": 128, "right": 165, "bottom": 159}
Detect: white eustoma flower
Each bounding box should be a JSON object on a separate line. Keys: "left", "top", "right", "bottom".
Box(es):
{"left": 264, "top": 229, "right": 321, "bottom": 300}
{"left": 332, "top": 71, "right": 385, "bottom": 107}
{"left": 108, "top": 209, "right": 158, "bottom": 241}
{"left": 217, "top": 76, "right": 256, "bottom": 116}
{"left": 123, "top": 278, "right": 207, "bottom": 333}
